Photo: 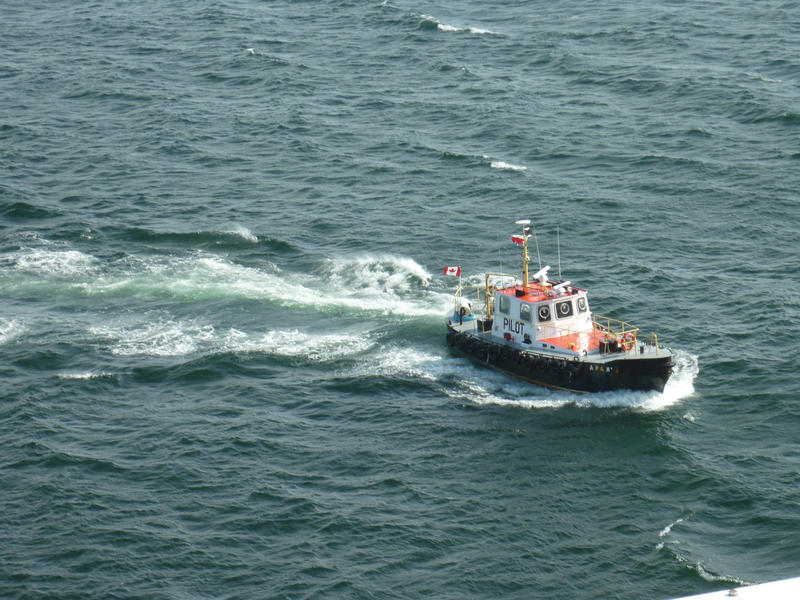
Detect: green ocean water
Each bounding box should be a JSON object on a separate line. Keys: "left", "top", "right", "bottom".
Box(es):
{"left": 2, "top": 1, "right": 799, "bottom": 598}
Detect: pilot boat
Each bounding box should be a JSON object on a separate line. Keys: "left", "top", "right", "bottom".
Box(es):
{"left": 445, "top": 220, "right": 674, "bottom": 393}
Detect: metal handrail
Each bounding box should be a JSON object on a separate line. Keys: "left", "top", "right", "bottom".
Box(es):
{"left": 453, "top": 285, "right": 490, "bottom": 316}
{"left": 453, "top": 273, "right": 518, "bottom": 317}
{"left": 592, "top": 314, "right": 639, "bottom": 338}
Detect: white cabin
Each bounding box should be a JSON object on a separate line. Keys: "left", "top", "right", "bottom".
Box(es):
{"left": 490, "top": 267, "right": 595, "bottom": 355}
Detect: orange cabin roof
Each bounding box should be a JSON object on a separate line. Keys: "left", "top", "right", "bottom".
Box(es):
{"left": 496, "top": 282, "right": 585, "bottom": 304}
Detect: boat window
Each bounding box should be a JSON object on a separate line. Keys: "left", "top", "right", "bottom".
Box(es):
{"left": 556, "top": 300, "right": 574, "bottom": 319}
{"left": 499, "top": 294, "right": 510, "bottom": 314}
{"left": 520, "top": 302, "right": 531, "bottom": 322}
{"left": 536, "top": 303, "right": 551, "bottom": 322}
{"left": 577, "top": 296, "right": 588, "bottom": 313}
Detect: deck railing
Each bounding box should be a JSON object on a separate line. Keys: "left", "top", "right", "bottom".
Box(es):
{"left": 592, "top": 314, "right": 639, "bottom": 339}
{"left": 453, "top": 285, "right": 491, "bottom": 317}
{"left": 592, "top": 314, "right": 661, "bottom": 355}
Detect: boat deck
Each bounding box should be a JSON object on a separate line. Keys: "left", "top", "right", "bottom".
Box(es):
{"left": 540, "top": 330, "right": 607, "bottom": 352}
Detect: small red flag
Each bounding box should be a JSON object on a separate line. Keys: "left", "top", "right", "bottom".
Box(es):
{"left": 443, "top": 266, "right": 461, "bottom": 277}
{"left": 511, "top": 235, "right": 525, "bottom": 246}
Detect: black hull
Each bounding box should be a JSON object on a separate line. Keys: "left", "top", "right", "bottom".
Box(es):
{"left": 446, "top": 327, "right": 673, "bottom": 394}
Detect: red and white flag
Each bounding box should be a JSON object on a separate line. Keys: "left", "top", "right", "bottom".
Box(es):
{"left": 443, "top": 266, "right": 461, "bottom": 277}
{"left": 511, "top": 234, "right": 525, "bottom": 246}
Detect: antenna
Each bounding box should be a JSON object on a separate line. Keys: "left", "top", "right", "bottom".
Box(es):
{"left": 498, "top": 248, "right": 502, "bottom": 279}
{"left": 557, "top": 225, "right": 561, "bottom": 279}
{"left": 532, "top": 221, "right": 542, "bottom": 270}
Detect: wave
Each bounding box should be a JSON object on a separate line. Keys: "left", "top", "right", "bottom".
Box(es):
{"left": 223, "top": 225, "right": 258, "bottom": 243}
{"left": 0, "top": 200, "right": 61, "bottom": 221}
{"left": 656, "top": 517, "right": 751, "bottom": 588}
{"left": 118, "top": 226, "right": 266, "bottom": 247}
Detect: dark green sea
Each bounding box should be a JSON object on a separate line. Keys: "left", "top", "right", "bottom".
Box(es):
{"left": 2, "top": 1, "right": 799, "bottom": 599}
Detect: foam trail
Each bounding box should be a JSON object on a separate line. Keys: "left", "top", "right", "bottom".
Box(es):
{"left": 89, "top": 318, "right": 376, "bottom": 360}
{"left": 90, "top": 319, "right": 217, "bottom": 357}
{"left": 11, "top": 248, "right": 98, "bottom": 276}
{"left": 230, "top": 329, "right": 376, "bottom": 360}
{"left": 351, "top": 345, "right": 447, "bottom": 382}
{"left": 3, "top": 243, "right": 450, "bottom": 318}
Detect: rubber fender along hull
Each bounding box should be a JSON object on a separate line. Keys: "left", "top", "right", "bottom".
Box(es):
{"left": 446, "top": 327, "right": 673, "bottom": 394}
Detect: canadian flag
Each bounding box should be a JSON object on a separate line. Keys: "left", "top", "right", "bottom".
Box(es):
{"left": 511, "top": 235, "right": 525, "bottom": 246}
{"left": 443, "top": 266, "right": 461, "bottom": 277}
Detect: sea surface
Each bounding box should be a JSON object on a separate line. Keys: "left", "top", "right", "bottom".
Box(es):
{"left": 2, "top": 1, "right": 799, "bottom": 599}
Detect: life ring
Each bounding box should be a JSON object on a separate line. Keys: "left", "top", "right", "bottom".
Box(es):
{"left": 621, "top": 332, "right": 635, "bottom": 351}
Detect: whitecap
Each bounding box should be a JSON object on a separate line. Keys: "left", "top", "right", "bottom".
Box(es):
{"left": 467, "top": 27, "right": 496, "bottom": 35}
{"left": 491, "top": 160, "right": 527, "bottom": 172}
{"left": 224, "top": 225, "right": 258, "bottom": 242}
{"left": 57, "top": 371, "right": 112, "bottom": 380}
{"left": 659, "top": 517, "right": 684, "bottom": 539}
{"left": 744, "top": 71, "right": 781, "bottom": 84}
{"left": 421, "top": 14, "right": 498, "bottom": 35}
{"left": 0, "top": 318, "right": 25, "bottom": 345}
{"left": 437, "top": 23, "right": 461, "bottom": 33}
